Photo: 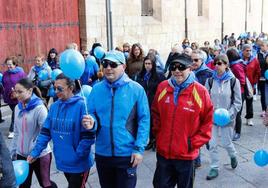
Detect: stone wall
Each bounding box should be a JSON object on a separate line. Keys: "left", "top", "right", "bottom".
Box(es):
{"left": 80, "top": 0, "right": 268, "bottom": 60}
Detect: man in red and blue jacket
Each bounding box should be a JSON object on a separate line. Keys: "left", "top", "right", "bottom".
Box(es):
{"left": 152, "top": 53, "right": 213, "bottom": 188}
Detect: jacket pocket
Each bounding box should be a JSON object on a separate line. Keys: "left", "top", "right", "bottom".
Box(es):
{"left": 54, "top": 144, "right": 78, "bottom": 166}
{"left": 187, "top": 137, "right": 192, "bottom": 153}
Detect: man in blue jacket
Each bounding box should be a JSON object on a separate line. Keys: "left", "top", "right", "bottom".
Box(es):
{"left": 83, "top": 50, "right": 150, "bottom": 188}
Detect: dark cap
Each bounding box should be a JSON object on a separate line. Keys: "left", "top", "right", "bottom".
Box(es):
{"left": 170, "top": 53, "right": 193, "bottom": 67}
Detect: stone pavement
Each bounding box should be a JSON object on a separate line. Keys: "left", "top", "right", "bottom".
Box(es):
{"left": 1, "top": 97, "right": 268, "bottom": 188}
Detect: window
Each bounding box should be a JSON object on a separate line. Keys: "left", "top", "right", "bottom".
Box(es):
{"left": 141, "top": 0, "right": 153, "bottom": 16}
{"left": 198, "top": 0, "right": 203, "bottom": 16}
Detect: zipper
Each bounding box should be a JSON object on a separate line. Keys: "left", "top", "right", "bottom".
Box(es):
{"left": 168, "top": 105, "right": 177, "bottom": 158}
{"left": 21, "top": 113, "right": 26, "bottom": 154}
{"left": 110, "top": 88, "right": 116, "bottom": 156}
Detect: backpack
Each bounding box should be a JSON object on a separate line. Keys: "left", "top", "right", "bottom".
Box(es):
{"left": 207, "top": 77, "right": 236, "bottom": 102}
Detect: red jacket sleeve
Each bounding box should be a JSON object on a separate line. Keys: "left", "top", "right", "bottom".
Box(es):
{"left": 151, "top": 85, "right": 161, "bottom": 138}
{"left": 190, "top": 89, "right": 213, "bottom": 149}
{"left": 231, "top": 63, "right": 246, "bottom": 93}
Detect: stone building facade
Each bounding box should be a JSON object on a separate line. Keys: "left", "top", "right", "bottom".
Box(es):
{"left": 79, "top": 0, "right": 268, "bottom": 59}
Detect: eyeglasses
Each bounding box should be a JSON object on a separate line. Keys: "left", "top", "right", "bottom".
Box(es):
{"left": 170, "top": 64, "right": 188, "bottom": 71}
{"left": 102, "top": 60, "right": 119, "bottom": 68}
{"left": 54, "top": 86, "right": 65, "bottom": 93}
{"left": 193, "top": 58, "right": 200, "bottom": 62}
{"left": 213, "top": 61, "right": 226, "bottom": 66}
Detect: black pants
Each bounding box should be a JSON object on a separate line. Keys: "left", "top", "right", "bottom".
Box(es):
{"left": 17, "top": 153, "right": 57, "bottom": 188}
{"left": 245, "top": 97, "right": 253, "bottom": 119}
{"left": 95, "top": 154, "right": 137, "bottom": 188}
{"left": 259, "top": 81, "right": 266, "bottom": 111}
{"left": 153, "top": 153, "right": 195, "bottom": 188}
{"left": 63, "top": 171, "right": 89, "bottom": 188}
{"left": 235, "top": 94, "right": 245, "bottom": 134}
{"left": 8, "top": 104, "right": 16, "bottom": 132}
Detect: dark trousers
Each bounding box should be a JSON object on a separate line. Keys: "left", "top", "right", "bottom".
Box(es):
{"left": 95, "top": 154, "right": 137, "bottom": 188}
{"left": 153, "top": 153, "right": 195, "bottom": 188}
{"left": 245, "top": 97, "right": 253, "bottom": 119}
{"left": 235, "top": 94, "right": 245, "bottom": 134}
{"left": 17, "top": 153, "right": 57, "bottom": 188}
{"left": 63, "top": 171, "right": 89, "bottom": 188}
{"left": 259, "top": 81, "right": 266, "bottom": 111}
{"left": 8, "top": 104, "right": 16, "bottom": 132}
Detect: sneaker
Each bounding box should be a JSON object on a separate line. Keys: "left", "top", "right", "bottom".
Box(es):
{"left": 232, "top": 133, "right": 240, "bottom": 141}
{"left": 261, "top": 111, "right": 266, "bottom": 117}
{"left": 206, "top": 168, "right": 218, "bottom": 180}
{"left": 231, "top": 157, "right": 238, "bottom": 169}
{"left": 8, "top": 132, "right": 14, "bottom": 139}
{"left": 253, "top": 95, "right": 257, "bottom": 101}
{"left": 246, "top": 119, "right": 254, "bottom": 126}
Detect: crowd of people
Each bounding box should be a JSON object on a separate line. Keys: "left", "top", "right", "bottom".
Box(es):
{"left": 1, "top": 31, "right": 268, "bottom": 188}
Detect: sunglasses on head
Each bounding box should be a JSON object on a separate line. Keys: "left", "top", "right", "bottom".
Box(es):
{"left": 170, "top": 63, "right": 188, "bottom": 71}
{"left": 213, "top": 61, "right": 226, "bottom": 66}
{"left": 102, "top": 60, "right": 120, "bottom": 68}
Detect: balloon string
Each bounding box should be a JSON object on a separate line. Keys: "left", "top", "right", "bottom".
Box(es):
{"left": 78, "top": 81, "right": 89, "bottom": 115}
{"left": 262, "top": 127, "right": 268, "bottom": 149}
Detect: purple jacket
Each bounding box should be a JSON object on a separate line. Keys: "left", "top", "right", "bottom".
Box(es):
{"left": 2, "top": 67, "right": 26, "bottom": 105}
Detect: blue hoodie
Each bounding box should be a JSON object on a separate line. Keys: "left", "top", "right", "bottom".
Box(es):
{"left": 31, "top": 95, "right": 95, "bottom": 173}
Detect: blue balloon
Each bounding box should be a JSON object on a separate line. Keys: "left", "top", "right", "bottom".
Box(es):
{"left": 93, "top": 46, "right": 105, "bottom": 59}
{"left": 254, "top": 150, "right": 268, "bottom": 167}
{"left": 13, "top": 160, "right": 29, "bottom": 186}
{"left": 51, "top": 69, "right": 63, "bottom": 81}
{"left": 86, "top": 55, "right": 97, "bottom": 64}
{"left": 0, "top": 73, "right": 3, "bottom": 83}
{"left": 38, "top": 70, "right": 49, "bottom": 81}
{"left": 60, "top": 49, "right": 85, "bottom": 80}
{"left": 265, "top": 70, "right": 268, "bottom": 80}
{"left": 213, "top": 108, "right": 231, "bottom": 126}
{"left": 78, "top": 85, "right": 92, "bottom": 99}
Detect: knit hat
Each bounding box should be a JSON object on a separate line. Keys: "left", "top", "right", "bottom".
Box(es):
{"left": 169, "top": 53, "right": 193, "bottom": 67}
{"left": 214, "top": 54, "right": 229, "bottom": 65}
{"left": 103, "top": 50, "right": 126, "bottom": 64}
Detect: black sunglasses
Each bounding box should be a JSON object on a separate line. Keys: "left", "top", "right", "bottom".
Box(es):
{"left": 213, "top": 61, "right": 226, "bottom": 66}
{"left": 102, "top": 60, "right": 119, "bottom": 68}
{"left": 193, "top": 58, "right": 200, "bottom": 62}
{"left": 170, "top": 63, "right": 188, "bottom": 71}
{"left": 54, "top": 86, "right": 65, "bottom": 93}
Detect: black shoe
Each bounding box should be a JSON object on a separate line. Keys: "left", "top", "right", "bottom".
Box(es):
{"left": 0, "top": 119, "right": 5, "bottom": 123}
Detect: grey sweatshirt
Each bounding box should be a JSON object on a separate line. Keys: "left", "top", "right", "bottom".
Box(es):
{"left": 11, "top": 104, "right": 51, "bottom": 158}
{"left": 205, "top": 78, "right": 242, "bottom": 125}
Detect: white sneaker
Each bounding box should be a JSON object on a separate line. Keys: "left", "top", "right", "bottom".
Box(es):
{"left": 246, "top": 119, "right": 254, "bottom": 126}
{"left": 8, "top": 132, "right": 14, "bottom": 139}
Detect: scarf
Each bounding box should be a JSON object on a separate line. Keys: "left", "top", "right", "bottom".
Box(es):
{"left": 7, "top": 67, "right": 24, "bottom": 74}
{"left": 18, "top": 94, "right": 44, "bottom": 117}
{"left": 33, "top": 62, "right": 48, "bottom": 74}
{"left": 104, "top": 73, "right": 131, "bottom": 96}
{"left": 212, "top": 70, "right": 234, "bottom": 84}
{"left": 143, "top": 71, "right": 151, "bottom": 81}
{"left": 169, "top": 72, "right": 195, "bottom": 105}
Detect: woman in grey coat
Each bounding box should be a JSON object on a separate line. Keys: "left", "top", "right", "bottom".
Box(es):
{"left": 205, "top": 54, "right": 242, "bottom": 180}
{"left": 11, "top": 78, "right": 56, "bottom": 188}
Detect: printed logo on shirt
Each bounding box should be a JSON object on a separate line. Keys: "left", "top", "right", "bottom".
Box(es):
{"left": 165, "top": 96, "right": 170, "bottom": 103}
{"left": 186, "top": 100, "right": 194, "bottom": 107}
{"left": 183, "top": 107, "right": 195, "bottom": 112}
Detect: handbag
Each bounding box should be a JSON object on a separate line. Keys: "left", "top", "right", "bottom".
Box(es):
{"left": 245, "top": 77, "right": 253, "bottom": 99}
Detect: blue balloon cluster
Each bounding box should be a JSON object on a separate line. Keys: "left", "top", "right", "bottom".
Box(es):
{"left": 254, "top": 149, "right": 268, "bottom": 167}
{"left": 13, "top": 160, "right": 29, "bottom": 186}
{"left": 60, "top": 49, "right": 85, "bottom": 80}
{"left": 38, "top": 70, "right": 49, "bottom": 81}
{"left": 51, "top": 69, "right": 63, "bottom": 81}
{"left": 213, "top": 108, "right": 231, "bottom": 127}
{"left": 93, "top": 46, "right": 105, "bottom": 59}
